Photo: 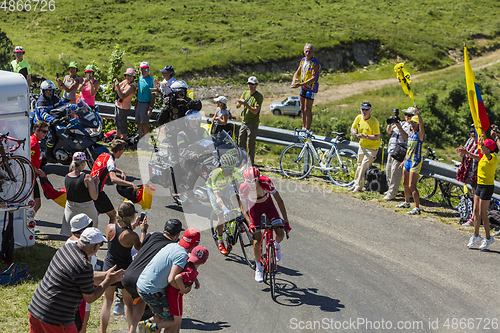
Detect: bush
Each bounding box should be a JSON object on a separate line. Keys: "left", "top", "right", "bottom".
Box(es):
{"left": 0, "top": 28, "right": 13, "bottom": 71}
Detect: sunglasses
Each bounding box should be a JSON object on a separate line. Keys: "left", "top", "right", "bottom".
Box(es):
{"left": 247, "top": 82, "right": 256, "bottom": 85}
{"left": 38, "top": 129, "right": 49, "bottom": 134}
{"left": 223, "top": 167, "right": 234, "bottom": 171}
{"left": 245, "top": 179, "right": 257, "bottom": 184}
{"left": 140, "top": 68, "right": 149, "bottom": 71}
{"left": 404, "top": 113, "right": 412, "bottom": 117}
{"left": 45, "top": 89, "right": 54, "bottom": 93}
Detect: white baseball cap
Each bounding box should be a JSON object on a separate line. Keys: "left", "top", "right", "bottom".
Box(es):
{"left": 70, "top": 213, "right": 92, "bottom": 232}
{"left": 139, "top": 61, "right": 150, "bottom": 69}
{"left": 247, "top": 76, "right": 258, "bottom": 84}
{"left": 80, "top": 227, "right": 107, "bottom": 244}
{"left": 213, "top": 96, "right": 227, "bottom": 104}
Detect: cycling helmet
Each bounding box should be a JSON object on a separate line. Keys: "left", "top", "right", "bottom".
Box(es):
{"left": 185, "top": 110, "right": 201, "bottom": 128}
{"left": 171, "top": 80, "right": 188, "bottom": 98}
{"left": 219, "top": 153, "right": 237, "bottom": 170}
{"left": 41, "top": 80, "right": 56, "bottom": 91}
{"left": 243, "top": 166, "right": 260, "bottom": 183}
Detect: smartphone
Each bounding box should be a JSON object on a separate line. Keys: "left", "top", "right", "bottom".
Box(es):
{"left": 56, "top": 72, "right": 59, "bottom": 79}
{"left": 139, "top": 211, "right": 146, "bottom": 224}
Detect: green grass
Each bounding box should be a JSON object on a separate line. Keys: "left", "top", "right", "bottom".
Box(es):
{"left": 3, "top": 0, "right": 500, "bottom": 80}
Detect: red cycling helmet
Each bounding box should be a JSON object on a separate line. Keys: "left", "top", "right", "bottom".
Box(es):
{"left": 243, "top": 166, "right": 260, "bottom": 183}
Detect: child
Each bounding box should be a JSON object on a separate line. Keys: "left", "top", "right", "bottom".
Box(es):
{"left": 140, "top": 245, "right": 209, "bottom": 332}
{"left": 211, "top": 96, "right": 229, "bottom": 135}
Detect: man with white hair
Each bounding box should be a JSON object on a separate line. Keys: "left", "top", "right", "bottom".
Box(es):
{"left": 29, "top": 227, "right": 125, "bottom": 332}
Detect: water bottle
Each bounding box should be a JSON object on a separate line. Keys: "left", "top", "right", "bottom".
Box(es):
{"left": 228, "top": 221, "right": 236, "bottom": 235}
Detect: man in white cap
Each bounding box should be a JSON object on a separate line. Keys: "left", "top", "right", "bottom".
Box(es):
{"left": 136, "top": 61, "right": 156, "bottom": 139}
{"left": 29, "top": 227, "right": 125, "bottom": 332}
{"left": 11, "top": 46, "right": 31, "bottom": 86}
{"left": 236, "top": 76, "right": 263, "bottom": 165}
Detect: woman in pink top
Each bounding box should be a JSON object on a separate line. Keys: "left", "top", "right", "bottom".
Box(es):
{"left": 78, "top": 64, "right": 100, "bottom": 108}
{"left": 113, "top": 68, "right": 137, "bottom": 139}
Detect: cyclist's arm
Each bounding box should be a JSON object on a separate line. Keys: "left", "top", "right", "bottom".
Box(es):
{"left": 237, "top": 196, "right": 252, "bottom": 226}
{"left": 213, "top": 190, "right": 227, "bottom": 210}
{"left": 271, "top": 190, "right": 288, "bottom": 224}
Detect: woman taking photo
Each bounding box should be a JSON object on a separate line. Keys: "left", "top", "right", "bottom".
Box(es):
{"left": 113, "top": 68, "right": 137, "bottom": 139}
{"left": 56, "top": 62, "right": 80, "bottom": 104}
{"left": 61, "top": 152, "right": 99, "bottom": 236}
{"left": 78, "top": 64, "right": 100, "bottom": 109}
{"left": 463, "top": 134, "right": 498, "bottom": 251}
{"left": 397, "top": 106, "right": 425, "bottom": 215}
{"left": 100, "top": 201, "right": 148, "bottom": 333}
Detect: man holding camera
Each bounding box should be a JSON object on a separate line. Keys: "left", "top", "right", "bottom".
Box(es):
{"left": 350, "top": 102, "right": 380, "bottom": 192}
{"left": 384, "top": 107, "right": 413, "bottom": 200}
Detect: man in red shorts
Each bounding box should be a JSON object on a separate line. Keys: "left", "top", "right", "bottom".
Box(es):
{"left": 31, "top": 120, "right": 49, "bottom": 214}
{"left": 239, "top": 166, "right": 291, "bottom": 282}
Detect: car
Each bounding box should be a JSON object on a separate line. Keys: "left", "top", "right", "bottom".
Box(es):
{"left": 269, "top": 97, "right": 301, "bottom": 116}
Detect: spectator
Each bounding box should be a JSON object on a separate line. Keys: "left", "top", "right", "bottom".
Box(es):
{"left": 236, "top": 76, "right": 263, "bottom": 165}
{"left": 122, "top": 219, "right": 183, "bottom": 333}
{"left": 30, "top": 120, "right": 49, "bottom": 215}
{"left": 384, "top": 108, "right": 413, "bottom": 200}
{"left": 153, "top": 65, "right": 177, "bottom": 99}
{"left": 90, "top": 139, "right": 137, "bottom": 225}
{"left": 28, "top": 227, "right": 125, "bottom": 332}
{"left": 66, "top": 214, "right": 97, "bottom": 333}
{"left": 136, "top": 228, "right": 200, "bottom": 333}
{"left": 211, "top": 96, "right": 229, "bottom": 135}
{"left": 62, "top": 152, "right": 99, "bottom": 236}
{"left": 136, "top": 62, "right": 156, "bottom": 140}
{"left": 11, "top": 46, "right": 31, "bottom": 86}
{"left": 396, "top": 108, "right": 425, "bottom": 215}
{"left": 101, "top": 201, "right": 148, "bottom": 333}
{"left": 291, "top": 43, "right": 320, "bottom": 131}
{"left": 78, "top": 65, "right": 100, "bottom": 109}
{"left": 465, "top": 135, "right": 498, "bottom": 250}
{"left": 349, "top": 102, "right": 381, "bottom": 192}
{"left": 56, "top": 62, "right": 80, "bottom": 104}
{"left": 113, "top": 68, "right": 137, "bottom": 139}
{"left": 456, "top": 124, "right": 479, "bottom": 226}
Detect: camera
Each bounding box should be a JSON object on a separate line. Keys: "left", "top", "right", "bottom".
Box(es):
{"left": 386, "top": 108, "right": 401, "bottom": 125}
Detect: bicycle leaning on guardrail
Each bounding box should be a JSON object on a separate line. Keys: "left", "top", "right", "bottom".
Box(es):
{"left": 279, "top": 128, "right": 358, "bottom": 187}
{"left": 416, "top": 147, "right": 465, "bottom": 209}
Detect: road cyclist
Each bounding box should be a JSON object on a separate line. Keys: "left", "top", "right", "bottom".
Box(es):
{"left": 206, "top": 153, "right": 251, "bottom": 256}
{"left": 239, "top": 166, "right": 291, "bottom": 283}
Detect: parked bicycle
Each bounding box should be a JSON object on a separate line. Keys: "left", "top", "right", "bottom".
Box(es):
{"left": 279, "top": 128, "right": 358, "bottom": 187}
{"left": 0, "top": 133, "right": 36, "bottom": 203}
{"left": 416, "top": 147, "right": 465, "bottom": 209}
{"left": 210, "top": 209, "right": 255, "bottom": 269}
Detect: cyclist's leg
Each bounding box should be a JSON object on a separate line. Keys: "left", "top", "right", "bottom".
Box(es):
{"left": 207, "top": 188, "right": 224, "bottom": 237}
{"left": 264, "top": 196, "right": 285, "bottom": 243}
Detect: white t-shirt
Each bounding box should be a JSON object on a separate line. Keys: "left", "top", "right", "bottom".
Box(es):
{"left": 216, "top": 107, "right": 229, "bottom": 120}
{"left": 388, "top": 121, "right": 411, "bottom": 154}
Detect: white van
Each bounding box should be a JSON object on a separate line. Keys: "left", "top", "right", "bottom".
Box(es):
{"left": 0, "top": 70, "right": 35, "bottom": 248}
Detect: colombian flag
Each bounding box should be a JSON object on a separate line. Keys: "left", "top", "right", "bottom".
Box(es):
{"left": 464, "top": 46, "right": 490, "bottom": 138}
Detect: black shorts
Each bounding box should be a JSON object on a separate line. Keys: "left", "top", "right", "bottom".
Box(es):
{"left": 94, "top": 191, "right": 114, "bottom": 214}
{"left": 475, "top": 184, "right": 494, "bottom": 201}
{"left": 33, "top": 180, "right": 40, "bottom": 199}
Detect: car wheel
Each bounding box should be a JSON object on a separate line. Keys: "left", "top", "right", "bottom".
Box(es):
{"left": 273, "top": 109, "right": 281, "bottom": 116}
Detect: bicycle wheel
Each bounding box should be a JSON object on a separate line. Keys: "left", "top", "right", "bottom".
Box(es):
{"left": 280, "top": 143, "right": 313, "bottom": 180}
{"left": 416, "top": 175, "right": 437, "bottom": 200}
{"left": 0, "top": 156, "right": 34, "bottom": 203}
{"left": 442, "top": 182, "right": 465, "bottom": 210}
{"left": 262, "top": 236, "right": 268, "bottom": 283}
{"left": 237, "top": 220, "right": 256, "bottom": 270}
{"left": 210, "top": 211, "right": 231, "bottom": 255}
{"left": 327, "top": 149, "right": 358, "bottom": 187}
{"left": 268, "top": 243, "right": 277, "bottom": 301}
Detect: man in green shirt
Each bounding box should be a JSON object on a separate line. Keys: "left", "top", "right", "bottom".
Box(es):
{"left": 11, "top": 46, "right": 31, "bottom": 86}
{"left": 236, "top": 76, "right": 263, "bottom": 165}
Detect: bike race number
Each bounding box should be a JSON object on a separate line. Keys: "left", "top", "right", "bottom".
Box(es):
{"left": 1, "top": 0, "right": 55, "bottom": 11}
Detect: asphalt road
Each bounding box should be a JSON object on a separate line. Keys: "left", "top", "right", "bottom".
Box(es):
{"left": 35, "top": 153, "right": 500, "bottom": 333}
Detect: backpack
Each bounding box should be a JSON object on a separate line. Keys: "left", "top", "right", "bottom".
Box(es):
{"left": 365, "top": 166, "right": 388, "bottom": 194}
{"left": 457, "top": 195, "right": 473, "bottom": 224}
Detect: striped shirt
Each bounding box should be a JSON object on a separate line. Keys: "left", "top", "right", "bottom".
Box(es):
{"left": 28, "top": 243, "right": 94, "bottom": 326}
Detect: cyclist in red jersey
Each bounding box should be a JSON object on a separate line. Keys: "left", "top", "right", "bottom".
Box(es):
{"left": 239, "top": 167, "right": 291, "bottom": 282}
{"left": 91, "top": 139, "right": 137, "bottom": 224}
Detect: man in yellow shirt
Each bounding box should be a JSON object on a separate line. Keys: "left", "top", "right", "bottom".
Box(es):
{"left": 11, "top": 46, "right": 31, "bottom": 86}
{"left": 349, "top": 102, "right": 380, "bottom": 192}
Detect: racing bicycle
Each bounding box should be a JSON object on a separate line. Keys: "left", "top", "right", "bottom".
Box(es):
{"left": 0, "top": 133, "right": 36, "bottom": 203}
{"left": 279, "top": 128, "right": 358, "bottom": 187}
{"left": 416, "top": 147, "right": 465, "bottom": 209}
{"left": 210, "top": 210, "right": 255, "bottom": 269}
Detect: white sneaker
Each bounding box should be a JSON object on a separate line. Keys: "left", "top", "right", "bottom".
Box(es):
{"left": 396, "top": 202, "right": 410, "bottom": 208}
{"left": 255, "top": 269, "right": 263, "bottom": 283}
{"left": 274, "top": 241, "right": 281, "bottom": 262}
{"left": 479, "top": 237, "right": 495, "bottom": 251}
{"left": 407, "top": 207, "right": 421, "bottom": 215}
{"left": 467, "top": 234, "right": 483, "bottom": 248}
{"left": 383, "top": 194, "right": 395, "bottom": 201}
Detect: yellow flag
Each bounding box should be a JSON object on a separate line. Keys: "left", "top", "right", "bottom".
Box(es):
{"left": 394, "top": 63, "right": 414, "bottom": 102}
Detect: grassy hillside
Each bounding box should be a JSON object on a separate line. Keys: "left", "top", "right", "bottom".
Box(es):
{"left": 2, "top": 0, "right": 500, "bottom": 79}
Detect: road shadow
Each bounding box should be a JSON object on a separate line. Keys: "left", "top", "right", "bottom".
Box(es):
{"left": 468, "top": 248, "right": 500, "bottom": 254}
{"left": 35, "top": 220, "right": 61, "bottom": 229}
{"left": 277, "top": 264, "right": 303, "bottom": 277}
{"left": 224, "top": 253, "right": 254, "bottom": 268}
{"left": 181, "top": 318, "right": 230, "bottom": 331}
{"left": 43, "top": 164, "right": 71, "bottom": 177}
{"left": 264, "top": 279, "right": 345, "bottom": 312}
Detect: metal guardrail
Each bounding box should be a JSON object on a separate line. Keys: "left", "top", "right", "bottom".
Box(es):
{"left": 95, "top": 101, "right": 500, "bottom": 198}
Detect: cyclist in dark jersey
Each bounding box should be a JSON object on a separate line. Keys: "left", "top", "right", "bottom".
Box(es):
{"left": 239, "top": 166, "right": 291, "bottom": 283}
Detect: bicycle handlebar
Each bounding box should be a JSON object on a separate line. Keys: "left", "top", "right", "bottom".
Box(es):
{"left": 0, "top": 133, "right": 24, "bottom": 152}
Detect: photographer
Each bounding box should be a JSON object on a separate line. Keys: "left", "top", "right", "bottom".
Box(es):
{"left": 384, "top": 107, "right": 413, "bottom": 200}
{"left": 78, "top": 65, "right": 100, "bottom": 109}
{"left": 113, "top": 68, "right": 137, "bottom": 140}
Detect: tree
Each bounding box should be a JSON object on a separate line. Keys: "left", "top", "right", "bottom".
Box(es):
{"left": 0, "top": 29, "right": 13, "bottom": 71}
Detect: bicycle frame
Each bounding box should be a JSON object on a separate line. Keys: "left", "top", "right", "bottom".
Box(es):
{"left": 298, "top": 132, "right": 345, "bottom": 172}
